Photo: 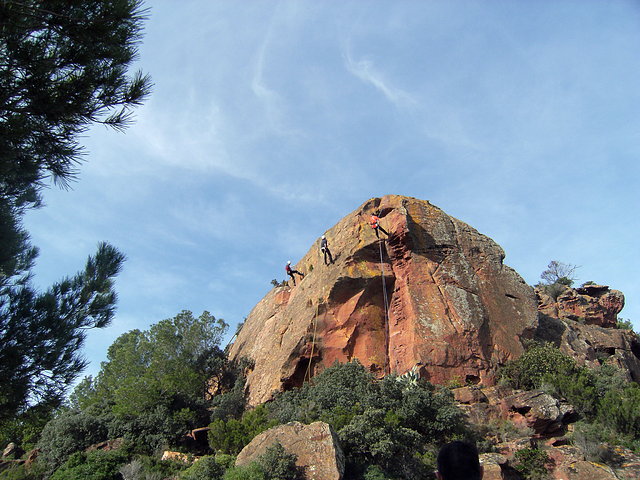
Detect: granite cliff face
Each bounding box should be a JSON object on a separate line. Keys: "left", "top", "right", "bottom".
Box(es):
{"left": 229, "top": 195, "right": 539, "bottom": 405}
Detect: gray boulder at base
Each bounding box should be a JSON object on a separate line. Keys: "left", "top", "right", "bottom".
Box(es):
{"left": 235, "top": 421, "right": 345, "bottom": 480}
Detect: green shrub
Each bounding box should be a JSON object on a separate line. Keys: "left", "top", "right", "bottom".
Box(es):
{"left": 50, "top": 448, "right": 130, "bottom": 480}
{"left": 616, "top": 318, "right": 635, "bottom": 331}
{"left": 267, "top": 361, "right": 466, "bottom": 479}
{"left": 572, "top": 422, "right": 620, "bottom": 465}
{"left": 362, "top": 465, "right": 388, "bottom": 480}
{"left": 498, "top": 342, "right": 576, "bottom": 391}
{"left": 223, "top": 462, "right": 265, "bottom": 480}
{"left": 0, "top": 462, "right": 47, "bottom": 480}
{"left": 512, "top": 447, "right": 550, "bottom": 480}
{"left": 257, "top": 442, "right": 300, "bottom": 480}
{"left": 597, "top": 384, "right": 640, "bottom": 439}
{"left": 221, "top": 443, "right": 300, "bottom": 480}
{"left": 179, "top": 455, "right": 225, "bottom": 480}
{"left": 208, "top": 405, "right": 277, "bottom": 455}
{"left": 120, "top": 455, "right": 185, "bottom": 480}
{"left": 339, "top": 408, "right": 423, "bottom": 476}
{"left": 37, "top": 410, "right": 109, "bottom": 470}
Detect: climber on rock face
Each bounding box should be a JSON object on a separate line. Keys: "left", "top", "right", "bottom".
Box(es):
{"left": 285, "top": 261, "right": 304, "bottom": 286}
{"left": 370, "top": 212, "right": 390, "bottom": 238}
{"left": 320, "top": 235, "right": 334, "bottom": 265}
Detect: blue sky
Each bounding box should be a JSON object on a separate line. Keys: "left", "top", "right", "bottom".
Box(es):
{"left": 24, "top": 1, "right": 640, "bottom": 379}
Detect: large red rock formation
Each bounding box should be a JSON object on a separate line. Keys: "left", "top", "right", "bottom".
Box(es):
{"left": 536, "top": 284, "right": 624, "bottom": 328}
{"left": 229, "top": 195, "right": 538, "bottom": 405}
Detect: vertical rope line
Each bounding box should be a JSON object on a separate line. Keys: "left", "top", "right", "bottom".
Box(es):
{"left": 305, "top": 284, "right": 323, "bottom": 384}
{"left": 378, "top": 239, "right": 390, "bottom": 321}
{"left": 378, "top": 238, "right": 392, "bottom": 375}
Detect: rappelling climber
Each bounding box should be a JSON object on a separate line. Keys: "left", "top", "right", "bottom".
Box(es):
{"left": 370, "top": 211, "right": 390, "bottom": 238}
{"left": 285, "top": 261, "right": 304, "bottom": 286}
{"left": 320, "top": 235, "right": 334, "bottom": 265}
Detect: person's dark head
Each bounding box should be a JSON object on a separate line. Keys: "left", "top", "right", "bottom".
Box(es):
{"left": 436, "top": 441, "right": 483, "bottom": 480}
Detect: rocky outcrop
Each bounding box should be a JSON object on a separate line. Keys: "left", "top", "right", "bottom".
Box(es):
{"left": 499, "top": 391, "right": 576, "bottom": 436}
{"left": 536, "top": 284, "right": 624, "bottom": 328}
{"left": 230, "top": 195, "right": 539, "bottom": 405}
{"left": 535, "top": 285, "right": 640, "bottom": 381}
{"left": 236, "top": 422, "right": 344, "bottom": 480}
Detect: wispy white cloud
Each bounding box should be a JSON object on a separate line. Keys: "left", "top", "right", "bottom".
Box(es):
{"left": 343, "top": 47, "right": 417, "bottom": 109}
{"left": 249, "top": 4, "right": 304, "bottom": 138}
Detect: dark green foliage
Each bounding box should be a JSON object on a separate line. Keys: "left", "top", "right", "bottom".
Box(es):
{"left": 209, "top": 379, "right": 248, "bottom": 422}
{"left": 339, "top": 408, "right": 423, "bottom": 473}
{"left": 223, "top": 462, "right": 265, "bottom": 480}
{"left": 88, "top": 310, "right": 228, "bottom": 416}
{"left": 597, "top": 383, "right": 640, "bottom": 439}
{"left": 0, "top": 401, "right": 58, "bottom": 451}
{"left": 106, "top": 405, "right": 196, "bottom": 453}
{"left": 0, "top": 461, "right": 47, "bottom": 480}
{"left": 179, "top": 455, "right": 225, "bottom": 480}
{"left": 616, "top": 318, "right": 635, "bottom": 331}
{"left": 0, "top": 0, "right": 152, "bottom": 210}
{"left": 222, "top": 442, "right": 300, "bottom": 480}
{"left": 208, "top": 405, "right": 277, "bottom": 455}
{"left": 119, "top": 455, "right": 185, "bottom": 480}
{"left": 267, "top": 361, "right": 467, "bottom": 480}
{"left": 499, "top": 343, "right": 640, "bottom": 458}
{"left": 257, "top": 442, "right": 300, "bottom": 480}
{"left": 1, "top": 0, "right": 150, "bottom": 439}
{"left": 269, "top": 361, "right": 375, "bottom": 425}
{"left": 546, "top": 363, "right": 626, "bottom": 421}
{"left": 572, "top": 421, "right": 621, "bottom": 464}
{"left": 0, "top": 243, "right": 125, "bottom": 422}
{"left": 71, "top": 310, "right": 229, "bottom": 453}
{"left": 512, "top": 448, "right": 550, "bottom": 480}
{"left": 50, "top": 448, "right": 130, "bottom": 480}
{"left": 362, "top": 465, "right": 388, "bottom": 480}
{"left": 498, "top": 342, "right": 577, "bottom": 391}
{"left": 36, "top": 409, "right": 110, "bottom": 470}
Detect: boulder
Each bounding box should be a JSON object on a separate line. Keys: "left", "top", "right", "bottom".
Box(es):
{"left": 230, "top": 195, "right": 539, "bottom": 405}
{"left": 500, "top": 391, "right": 576, "bottom": 436}
{"left": 160, "top": 451, "right": 194, "bottom": 463}
{"left": 236, "top": 421, "right": 344, "bottom": 480}
{"left": 452, "top": 386, "right": 488, "bottom": 404}
{"left": 2, "top": 443, "right": 23, "bottom": 459}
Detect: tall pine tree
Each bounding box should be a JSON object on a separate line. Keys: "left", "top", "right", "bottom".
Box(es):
{"left": 0, "top": 0, "right": 151, "bottom": 422}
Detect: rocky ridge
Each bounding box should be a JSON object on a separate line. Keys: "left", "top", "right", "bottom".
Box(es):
{"left": 230, "top": 195, "right": 640, "bottom": 406}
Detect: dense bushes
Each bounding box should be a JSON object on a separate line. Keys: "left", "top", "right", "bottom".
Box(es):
{"left": 50, "top": 449, "right": 130, "bottom": 480}
{"left": 512, "top": 447, "right": 551, "bottom": 480}
{"left": 500, "top": 341, "right": 640, "bottom": 452}
{"left": 222, "top": 442, "right": 301, "bottom": 480}
{"left": 36, "top": 410, "right": 110, "bottom": 470}
{"left": 498, "top": 342, "right": 576, "bottom": 391}
{"left": 209, "top": 361, "right": 469, "bottom": 480}
{"left": 208, "top": 405, "right": 277, "bottom": 455}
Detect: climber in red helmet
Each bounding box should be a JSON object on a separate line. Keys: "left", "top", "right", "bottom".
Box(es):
{"left": 370, "top": 211, "right": 390, "bottom": 238}
{"left": 285, "top": 261, "right": 304, "bottom": 286}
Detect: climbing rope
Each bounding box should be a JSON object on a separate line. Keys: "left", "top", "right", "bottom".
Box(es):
{"left": 304, "top": 285, "right": 324, "bottom": 384}
{"left": 378, "top": 238, "right": 392, "bottom": 376}
{"left": 378, "top": 239, "right": 390, "bottom": 324}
